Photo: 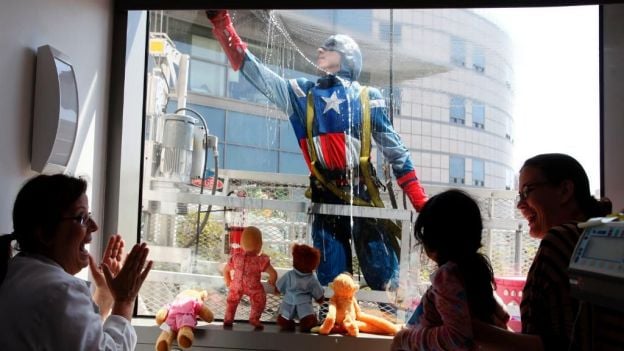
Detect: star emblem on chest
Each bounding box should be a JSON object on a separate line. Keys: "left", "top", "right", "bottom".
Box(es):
{"left": 321, "top": 91, "right": 345, "bottom": 115}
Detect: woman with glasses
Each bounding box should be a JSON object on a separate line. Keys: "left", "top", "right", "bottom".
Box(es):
{"left": 0, "top": 174, "right": 153, "bottom": 350}
{"left": 474, "top": 153, "right": 616, "bottom": 351}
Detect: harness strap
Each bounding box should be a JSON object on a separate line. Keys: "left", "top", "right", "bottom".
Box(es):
{"left": 358, "top": 87, "right": 385, "bottom": 208}
{"left": 305, "top": 87, "right": 384, "bottom": 208}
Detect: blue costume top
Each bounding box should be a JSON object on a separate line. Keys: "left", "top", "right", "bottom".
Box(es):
{"left": 240, "top": 51, "right": 416, "bottom": 181}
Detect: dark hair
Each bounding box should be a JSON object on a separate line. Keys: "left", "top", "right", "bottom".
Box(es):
{"left": 522, "top": 153, "right": 611, "bottom": 218}
{"left": 414, "top": 189, "right": 497, "bottom": 323}
{"left": 1, "top": 174, "right": 87, "bottom": 284}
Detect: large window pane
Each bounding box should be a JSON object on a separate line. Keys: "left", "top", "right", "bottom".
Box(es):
{"left": 189, "top": 60, "right": 226, "bottom": 96}
{"left": 136, "top": 8, "right": 600, "bottom": 328}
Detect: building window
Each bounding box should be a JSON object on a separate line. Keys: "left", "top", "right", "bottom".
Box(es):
{"left": 472, "top": 101, "right": 485, "bottom": 129}
{"left": 188, "top": 36, "right": 227, "bottom": 97}
{"left": 505, "top": 168, "right": 514, "bottom": 191}
{"left": 450, "top": 156, "right": 465, "bottom": 184}
{"left": 450, "top": 36, "right": 466, "bottom": 66}
{"left": 472, "top": 46, "right": 485, "bottom": 73}
{"left": 337, "top": 10, "right": 372, "bottom": 35}
{"left": 473, "top": 159, "right": 485, "bottom": 187}
{"left": 382, "top": 86, "right": 402, "bottom": 116}
{"left": 379, "top": 20, "right": 402, "bottom": 43}
{"left": 450, "top": 96, "right": 466, "bottom": 124}
{"left": 505, "top": 116, "right": 513, "bottom": 141}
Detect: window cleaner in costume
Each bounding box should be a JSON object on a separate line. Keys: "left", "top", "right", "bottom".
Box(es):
{"left": 206, "top": 10, "right": 428, "bottom": 292}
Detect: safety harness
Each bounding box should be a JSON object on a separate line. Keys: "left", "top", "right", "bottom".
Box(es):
{"left": 305, "top": 87, "right": 385, "bottom": 208}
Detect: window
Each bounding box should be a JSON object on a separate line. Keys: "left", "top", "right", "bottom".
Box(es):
{"left": 450, "top": 96, "right": 466, "bottom": 124}
{"left": 472, "top": 101, "right": 485, "bottom": 129}
{"left": 450, "top": 36, "right": 466, "bottom": 66}
{"left": 124, "top": 8, "right": 600, "bottom": 331}
{"left": 189, "top": 35, "right": 227, "bottom": 96}
{"left": 472, "top": 46, "right": 485, "bottom": 73}
{"left": 473, "top": 158, "right": 485, "bottom": 187}
{"left": 450, "top": 156, "right": 465, "bottom": 184}
{"left": 505, "top": 116, "right": 513, "bottom": 141}
{"left": 190, "top": 60, "right": 226, "bottom": 96}
{"left": 379, "top": 20, "right": 402, "bottom": 43}
{"left": 381, "top": 86, "right": 402, "bottom": 117}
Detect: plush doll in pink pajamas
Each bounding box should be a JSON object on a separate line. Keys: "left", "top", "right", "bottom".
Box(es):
{"left": 155, "top": 289, "right": 214, "bottom": 351}
{"left": 222, "top": 226, "right": 277, "bottom": 329}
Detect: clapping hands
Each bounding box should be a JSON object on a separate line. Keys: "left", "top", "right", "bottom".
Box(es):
{"left": 89, "top": 235, "right": 153, "bottom": 321}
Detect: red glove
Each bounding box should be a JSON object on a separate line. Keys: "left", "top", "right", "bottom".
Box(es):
{"left": 397, "top": 171, "right": 428, "bottom": 212}
{"left": 205, "top": 10, "right": 247, "bottom": 71}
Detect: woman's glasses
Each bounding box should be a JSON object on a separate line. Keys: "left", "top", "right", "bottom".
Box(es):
{"left": 516, "top": 181, "right": 550, "bottom": 203}
{"left": 61, "top": 212, "right": 92, "bottom": 226}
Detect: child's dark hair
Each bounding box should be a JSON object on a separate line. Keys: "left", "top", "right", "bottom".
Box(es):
{"left": 414, "top": 189, "right": 497, "bottom": 323}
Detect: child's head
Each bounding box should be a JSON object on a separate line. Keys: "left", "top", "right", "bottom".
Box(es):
{"left": 414, "top": 189, "right": 483, "bottom": 264}
{"left": 415, "top": 189, "right": 497, "bottom": 323}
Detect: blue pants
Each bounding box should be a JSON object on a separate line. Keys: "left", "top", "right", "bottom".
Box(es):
{"left": 312, "top": 214, "right": 400, "bottom": 291}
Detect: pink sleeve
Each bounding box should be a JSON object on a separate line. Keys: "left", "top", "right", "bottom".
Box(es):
{"left": 413, "top": 263, "right": 473, "bottom": 350}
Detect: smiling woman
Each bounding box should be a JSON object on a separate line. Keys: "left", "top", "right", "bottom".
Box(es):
{"left": 0, "top": 174, "right": 153, "bottom": 351}
{"left": 473, "top": 153, "right": 621, "bottom": 351}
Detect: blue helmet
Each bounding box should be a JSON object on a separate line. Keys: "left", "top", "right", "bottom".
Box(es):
{"left": 320, "top": 34, "right": 362, "bottom": 81}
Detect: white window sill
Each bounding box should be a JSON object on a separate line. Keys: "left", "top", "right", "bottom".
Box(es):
{"left": 133, "top": 318, "right": 393, "bottom": 351}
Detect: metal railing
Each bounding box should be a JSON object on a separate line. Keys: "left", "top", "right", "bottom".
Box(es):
{"left": 138, "top": 169, "right": 536, "bottom": 323}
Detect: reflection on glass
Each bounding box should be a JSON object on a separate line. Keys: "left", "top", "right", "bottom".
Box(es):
{"left": 138, "top": 8, "right": 599, "bottom": 324}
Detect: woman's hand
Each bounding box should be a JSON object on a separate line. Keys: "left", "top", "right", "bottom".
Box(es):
{"left": 102, "top": 242, "right": 153, "bottom": 321}
{"left": 89, "top": 234, "right": 125, "bottom": 318}
{"left": 390, "top": 327, "right": 411, "bottom": 351}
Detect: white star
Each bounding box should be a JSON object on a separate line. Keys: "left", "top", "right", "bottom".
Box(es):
{"left": 321, "top": 92, "right": 345, "bottom": 115}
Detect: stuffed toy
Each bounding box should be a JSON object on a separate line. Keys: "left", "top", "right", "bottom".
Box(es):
{"left": 313, "top": 273, "right": 400, "bottom": 337}
{"left": 155, "top": 289, "right": 214, "bottom": 351}
{"left": 223, "top": 226, "right": 277, "bottom": 329}
{"left": 276, "top": 244, "right": 325, "bottom": 332}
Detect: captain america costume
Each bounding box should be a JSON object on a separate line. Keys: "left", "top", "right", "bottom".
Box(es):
{"left": 206, "top": 11, "right": 428, "bottom": 291}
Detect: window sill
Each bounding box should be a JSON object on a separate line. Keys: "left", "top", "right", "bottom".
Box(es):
{"left": 133, "top": 318, "right": 393, "bottom": 351}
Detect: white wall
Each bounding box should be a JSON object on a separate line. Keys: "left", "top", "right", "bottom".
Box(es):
{"left": 0, "top": 0, "right": 113, "bottom": 258}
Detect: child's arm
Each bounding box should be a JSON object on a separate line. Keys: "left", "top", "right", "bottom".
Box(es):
{"left": 472, "top": 319, "right": 544, "bottom": 351}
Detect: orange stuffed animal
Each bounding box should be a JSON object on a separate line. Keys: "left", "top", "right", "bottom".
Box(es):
{"left": 155, "top": 289, "right": 214, "bottom": 351}
{"left": 314, "top": 273, "right": 400, "bottom": 337}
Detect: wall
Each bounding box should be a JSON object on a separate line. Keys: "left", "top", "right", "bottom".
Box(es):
{"left": 603, "top": 4, "right": 624, "bottom": 212}
{"left": 0, "top": 0, "right": 113, "bottom": 258}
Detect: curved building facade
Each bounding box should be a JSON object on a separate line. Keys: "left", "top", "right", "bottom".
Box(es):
{"left": 154, "top": 9, "right": 514, "bottom": 190}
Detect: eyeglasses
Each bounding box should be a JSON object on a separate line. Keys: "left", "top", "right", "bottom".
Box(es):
{"left": 516, "top": 181, "right": 550, "bottom": 203}
{"left": 61, "top": 212, "right": 92, "bottom": 226}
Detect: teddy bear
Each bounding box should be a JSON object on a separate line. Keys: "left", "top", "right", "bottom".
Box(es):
{"left": 222, "top": 225, "right": 277, "bottom": 329}
{"left": 313, "top": 273, "right": 401, "bottom": 337}
{"left": 155, "top": 289, "right": 214, "bottom": 351}
{"left": 276, "top": 244, "right": 325, "bottom": 332}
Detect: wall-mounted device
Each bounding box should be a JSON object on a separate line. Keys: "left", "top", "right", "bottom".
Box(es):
{"left": 569, "top": 218, "right": 624, "bottom": 312}
{"left": 31, "top": 45, "right": 79, "bottom": 173}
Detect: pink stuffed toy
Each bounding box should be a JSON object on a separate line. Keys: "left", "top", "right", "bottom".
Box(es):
{"left": 155, "top": 289, "right": 214, "bottom": 351}
{"left": 222, "top": 226, "right": 277, "bottom": 329}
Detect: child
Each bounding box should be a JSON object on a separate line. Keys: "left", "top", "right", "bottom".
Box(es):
{"left": 223, "top": 226, "right": 277, "bottom": 329}
{"left": 391, "top": 189, "right": 509, "bottom": 351}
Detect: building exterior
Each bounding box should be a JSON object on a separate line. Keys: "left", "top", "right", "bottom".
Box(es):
{"left": 154, "top": 9, "right": 515, "bottom": 190}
